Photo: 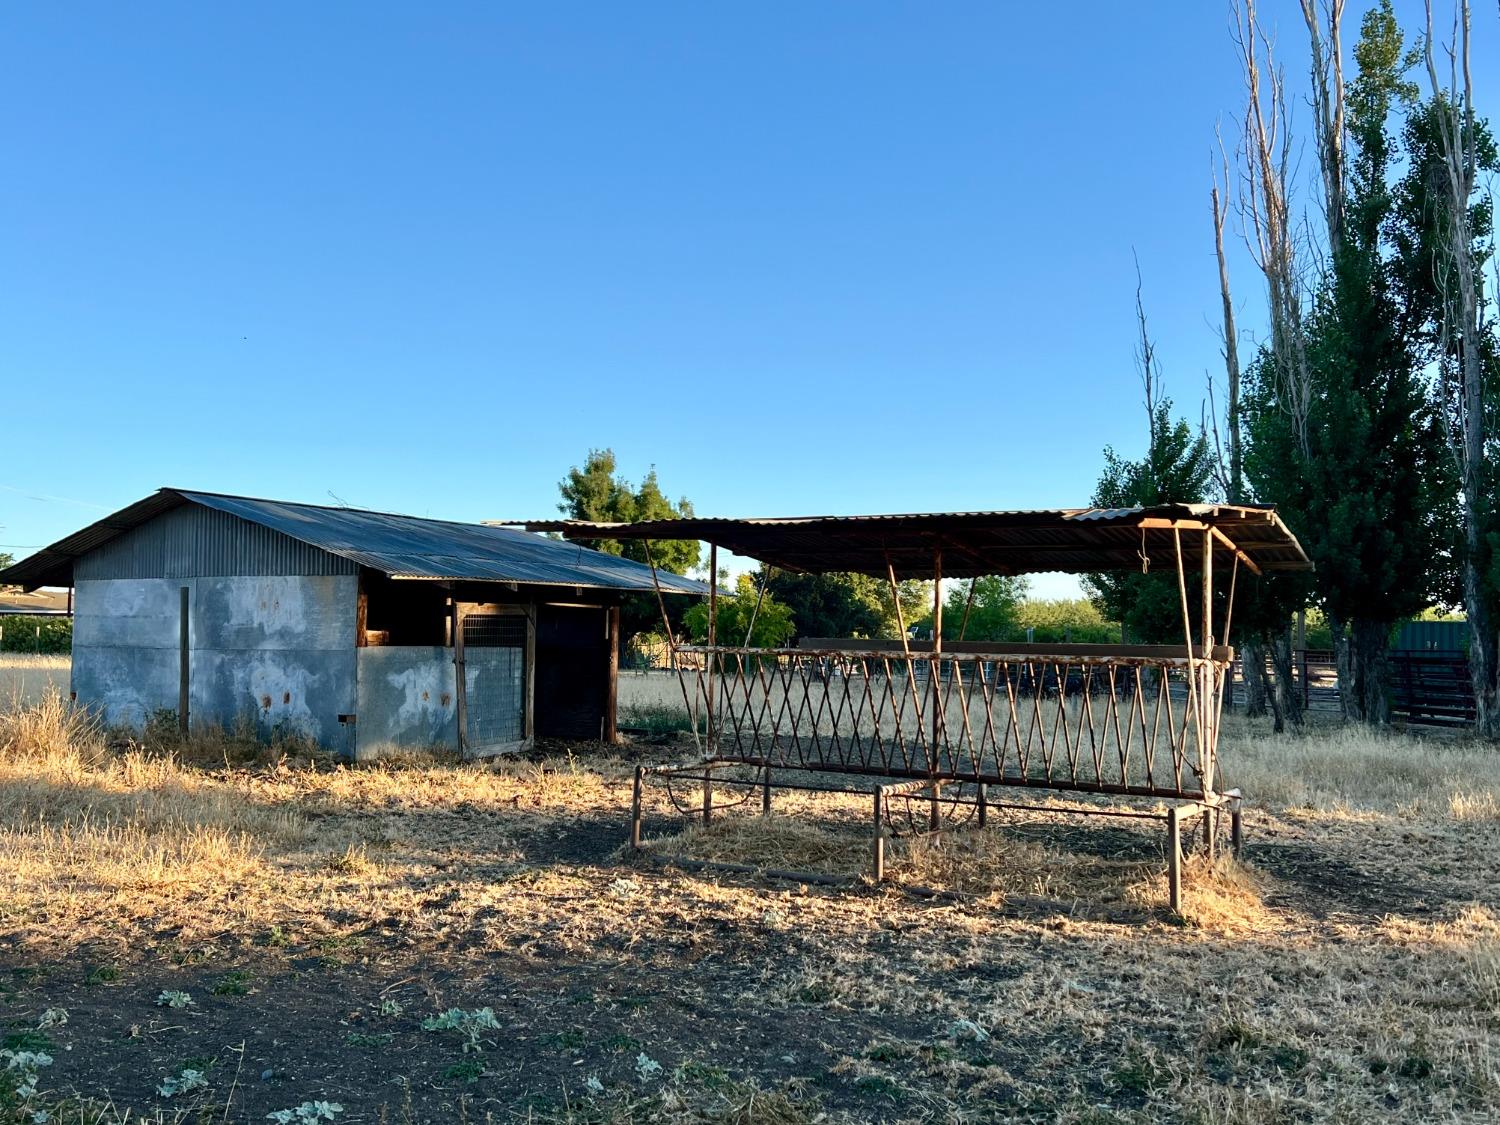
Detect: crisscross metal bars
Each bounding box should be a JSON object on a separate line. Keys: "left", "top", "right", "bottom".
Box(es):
{"left": 675, "top": 645, "right": 1229, "bottom": 803}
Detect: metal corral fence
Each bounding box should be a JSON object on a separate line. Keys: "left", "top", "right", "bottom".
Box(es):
{"left": 1228, "top": 649, "right": 1477, "bottom": 727}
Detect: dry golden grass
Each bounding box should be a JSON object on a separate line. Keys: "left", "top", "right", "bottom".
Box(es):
{"left": 0, "top": 653, "right": 69, "bottom": 707}
{"left": 2, "top": 663, "right": 1499, "bottom": 1122}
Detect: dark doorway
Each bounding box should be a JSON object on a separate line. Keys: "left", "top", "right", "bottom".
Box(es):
{"left": 534, "top": 604, "right": 608, "bottom": 740}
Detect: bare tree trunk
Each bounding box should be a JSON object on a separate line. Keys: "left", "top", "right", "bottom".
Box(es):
{"left": 1351, "top": 617, "right": 1392, "bottom": 725}
{"left": 1301, "top": 0, "right": 1347, "bottom": 249}
{"left": 1423, "top": 0, "right": 1500, "bottom": 738}
{"left": 1270, "top": 628, "right": 1303, "bottom": 728}
{"left": 1241, "top": 635, "right": 1268, "bottom": 716}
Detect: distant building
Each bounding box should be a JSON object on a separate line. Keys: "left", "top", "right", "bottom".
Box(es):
{"left": 0, "top": 489, "right": 703, "bottom": 758}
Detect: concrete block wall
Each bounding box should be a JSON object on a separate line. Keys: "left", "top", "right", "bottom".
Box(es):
{"left": 72, "top": 575, "right": 357, "bottom": 750}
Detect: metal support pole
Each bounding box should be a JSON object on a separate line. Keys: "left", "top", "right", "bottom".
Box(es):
{"left": 976, "top": 783, "right": 988, "bottom": 828}
{"left": 1166, "top": 805, "right": 1183, "bottom": 914}
{"left": 1203, "top": 806, "right": 1217, "bottom": 861}
{"left": 871, "top": 787, "right": 886, "bottom": 883}
{"left": 630, "top": 765, "right": 644, "bottom": 849}
{"left": 761, "top": 765, "right": 772, "bottom": 815}
{"left": 1231, "top": 799, "right": 1244, "bottom": 859}
{"left": 706, "top": 542, "right": 717, "bottom": 759}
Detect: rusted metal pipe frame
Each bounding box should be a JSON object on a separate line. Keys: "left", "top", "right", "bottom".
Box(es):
{"left": 643, "top": 538, "right": 703, "bottom": 754}
{"left": 676, "top": 644, "right": 1217, "bottom": 669}
{"left": 681, "top": 650, "right": 1228, "bottom": 797}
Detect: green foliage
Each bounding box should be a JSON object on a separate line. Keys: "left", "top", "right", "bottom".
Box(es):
{"left": 557, "top": 448, "right": 698, "bottom": 575}
{"left": 557, "top": 448, "right": 700, "bottom": 646}
{"left": 1086, "top": 397, "right": 1216, "bottom": 643}
{"left": 913, "top": 576, "right": 1027, "bottom": 642}
{"left": 760, "top": 570, "right": 884, "bottom": 639}
{"left": 0, "top": 616, "right": 70, "bottom": 654}
{"left": 683, "top": 574, "right": 795, "bottom": 649}
{"left": 1015, "top": 598, "right": 1121, "bottom": 644}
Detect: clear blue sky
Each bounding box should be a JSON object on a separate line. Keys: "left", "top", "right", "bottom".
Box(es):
{"left": 3, "top": 3, "right": 1493, "bottom": 595}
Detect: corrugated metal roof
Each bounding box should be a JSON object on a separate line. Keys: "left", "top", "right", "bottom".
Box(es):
{"left": 0, "top": 489, "right": 708, "bottom": 595}
{"left": 522, "top": 503, "right": 1313, "bottom": 579}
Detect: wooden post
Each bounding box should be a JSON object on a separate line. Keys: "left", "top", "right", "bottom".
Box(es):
{"left": 524, "top": 604, "right": 537, "bottom": 741}
{"left": 453, "top": 601, "right": 468, "bottom": 755}
{"left": 603, "top": 604, "right": 620, "bottom": 744}
{"left": 871, "top": 787, "right": 886, "bottom": 883}
{"left": 761, "top": 765, "right": 772, "bottom": 815}
{"left": 1167, "top": 805, "right": 1183, "bottom": 914}
{"left": 630, "top": 765, "right": 644, "bottom": 849}
{"left": 1230, "top": 800, "right": 1244, "bottom": 859}
{"left": 977, "top": 783, "right": 988, "bottom": 828}
{"left": 930, "top": 548, "right": 943, "bottom": 832}
{"left": 178, "top": 586, "right": 190, "bottom": 734}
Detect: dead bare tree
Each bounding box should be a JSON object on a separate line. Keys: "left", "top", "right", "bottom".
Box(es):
{"left": 1301, "top": 0, "right": 1348, "bottom": 248}
{"left": 1422, "top": 0, "right": 1499, "bottom": 738}
{"left": 1233, "top": 0, "right": 1314, "bottom": 456}
{"left": 1230, "top": 0, "right": 1312, "bottom": 728}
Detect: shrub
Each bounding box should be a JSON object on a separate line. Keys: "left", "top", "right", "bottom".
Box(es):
{"left": 0, "top": 616, "right": 71, "bottom": 654}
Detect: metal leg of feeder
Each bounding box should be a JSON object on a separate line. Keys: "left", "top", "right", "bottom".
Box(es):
{"left": 871, "top": 787, "right": 886, "bottom": 883}
{"left": 629, "top": 765, "right": 644, "bottom": 850}
{"left": 761, "top": 765, "right": 772, "bottom": 815}
{"left": 702, "top": 769, "right": 712, "bottom": 826}
{"left": 977, "top": 783, "right": 988, "bottom": 829}
{"left": 1231, "top": 799, "right": 1244, "bottom": 859}
{"left": 1167, "top": 805, "right": 1183, "bottom": 914}
{"left": 1202, "top": 804, "right": 1217, "bottom": 861}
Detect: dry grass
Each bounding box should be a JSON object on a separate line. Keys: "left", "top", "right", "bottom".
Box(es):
{"left": 0, "top": 653, "right": 70, "bottom": 707}
{"left": 2, "top": 658, "right": 1499, "bottom": 1121}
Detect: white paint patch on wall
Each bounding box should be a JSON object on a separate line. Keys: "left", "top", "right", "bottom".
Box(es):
{"left": 223, "top": 577, "right": 309, "bottom": 642}
{"left": 388, "top": 663, "right": 457, "bottom": 724}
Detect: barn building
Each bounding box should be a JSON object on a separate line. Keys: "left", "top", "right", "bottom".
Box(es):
{"left": 0, "top": 489, "right": 704, "bottom": 758}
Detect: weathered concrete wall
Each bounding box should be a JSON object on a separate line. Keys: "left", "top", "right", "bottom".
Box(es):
{"left": 355, "top": 646, "right": 458, "bottom": 758}
{"left": 73, "top": 576, "right": 357, "bottom": 750}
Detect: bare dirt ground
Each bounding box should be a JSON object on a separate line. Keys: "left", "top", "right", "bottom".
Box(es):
{"left": 2, "top": 666, "right": 1499, "bottom": 1123}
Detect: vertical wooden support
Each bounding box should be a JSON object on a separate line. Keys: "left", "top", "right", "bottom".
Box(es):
{"left": 604, "top": 604, "right": 620, "bottom": 744}
{"left": 871, "top": 787, "right": 886, "bottom": 883}
{"left": 761, "top": 765, "right": 773, "bottom": 815}
{"left": 178, "top": 586, "right": 190, "bottom": 734}
{"left": 355, "top": 583, "right": 369, "bottom": 648}
{"left": 453, "top": 601, "right": 468, "bottom": 755}
{"left": 523, "top": 604, "right": 537, "bottom": 741}
{"left": 1231, "top": 799, "right": 1244, "bottom": 858}
{"left": 1201, "top": 529, "right": 1215, "bottom": 799}
{"left": 1203, "top": 806, "right": 1217, "bottom": 860}
{"left": 977, "top": 783, "right": 988, "bottom": 828}
{"left": 1167, "top": 805, "right": 1183, "bottom": 914}
{"left": 930, "top": 549, "right": 943, "bottom": 832}
{"left": 629, "top": 765, "right": 644, "bottom": 849}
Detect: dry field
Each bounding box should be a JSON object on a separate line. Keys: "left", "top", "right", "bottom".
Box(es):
{"left": 0, "top": 663, "right": 1497, "bottom": 1123}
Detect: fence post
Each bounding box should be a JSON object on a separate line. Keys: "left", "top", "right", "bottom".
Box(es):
{"left": 1166, "top": 806, "right": 1182, "bottom": 914}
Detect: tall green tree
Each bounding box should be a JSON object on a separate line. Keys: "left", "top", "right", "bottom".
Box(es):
{"left": 1391, "top": 68, "right": 1500, "bottom": 736}
{"left": 684, "top": 573, "right": 795, "bottom": 650}
{"left": 557, "top": 449, "right": 700, "bottom": 643}
{"left": 557, "top": 449, "right": 699, "bottom": 574}
{"left": 1258, "top": 4, "right": 1445, "bottom": 723}
{"left": 913, "top": 576, "right": 1028, "bottom": 643}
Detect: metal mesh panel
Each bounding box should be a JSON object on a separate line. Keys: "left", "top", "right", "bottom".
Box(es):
{"left": 463, "top": 614, "right": 527, "bottom": 648}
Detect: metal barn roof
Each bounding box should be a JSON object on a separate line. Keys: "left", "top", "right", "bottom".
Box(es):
{"left": 0, "top": 489, "right": 709, "bottom": 595}
{"left": 524, "top": 504, "right": 1313, "bottom": 580}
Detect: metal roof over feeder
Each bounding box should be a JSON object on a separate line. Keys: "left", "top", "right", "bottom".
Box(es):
{"left": 522, "top": 503, "right": 1313, "bottom": 580}
{"left": 0, "top": 489, "right": 709, "bottom": 595}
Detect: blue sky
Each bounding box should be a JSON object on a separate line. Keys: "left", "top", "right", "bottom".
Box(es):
{"left": 3, "top": 2, "right": 1493, "bottom": 596}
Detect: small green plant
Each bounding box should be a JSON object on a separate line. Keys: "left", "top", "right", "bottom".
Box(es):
{"left": 157, "top": 1068, "right": 209, "bottom": 1098}
{"left": 552, "top": 1028, "right": 587, "bottom": 1051}
{"left": 156, "top": 990, "right": 194, "bottom": 1009}
{"left": 1, "top": 1048, "right": 53, "bottom": 1100}
{"left": 443, "top": 1059, "right": 484, "bottom": 1083}
{"left": 84, "top": 965, "right": 121, "bottom": 986}
{"left": 421, "top": 1008, "right": 501, "bottom": 1054}
{"left": 635, "top": 1053, "right": 663, "bottom": 1082}
{"left": 603, "top": 1034, "right": 641, "bottom": 1053}
{"left": 36, "top": 1009, "right": 67, "bottom": 1029}
{"left": 262, "top": 927, "right": 290, "bottom": 948}
{"left": 265, "top": 1102, "right": 343, "bottom": 1124}
{"left": 377, "top": 998, "right": 404, "bottom": 1017}
{"left": 211, "top": 971, "right": 252, "bottom": 996}
{"left": 1, "top": 1032, "right": 53, "bottom": 1054}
